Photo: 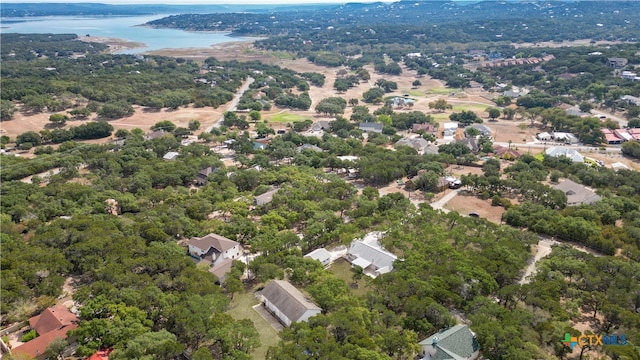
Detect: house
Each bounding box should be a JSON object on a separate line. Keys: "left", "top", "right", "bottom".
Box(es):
{"left": 442, "top": 122, "right": 458, "bottom": 137}
{"left": 260, "top": 280, "right": 322, "bottom": 327}
{"left": 209, "top": 258, "right": 235, "bottom": 284}
{"left": 145, "top": 129, "right": 166, "bottom": 140}
{"left": 87, "top": 349, "right": 113, "bottom": 360}
{"left": 611, "top": 162, "right": 630, "bottom": 171}
{"left": 608, "top": 57, "right": 628, "bottom": 68}
{"left": 466, "top": 124, "right": 492, "bottom": 137}
{"left": 621, "top": 95, "right": 640, "bottom": 106}
{"left": 195, "top": 166, "right": 217, "bottom": 186}
{"left": 187, "top": 233, "right": 242, "bottom": 266}
{"left": 565, "top": 106, "right": 589, "bottom": 117}
{"left": 347, "top": 232, "right": 398, "bottom": 278}
{"left": 162, "top": 151, "right": 179, "bottom": 161}
{"left": 304, "top": 248, "right": 332, "bottom": 267}
{"left": 298, "top": 144, "right": 323, "bottom": 153}
{"left": 359, "top": 122, "right": 384, "bottom": 134}
{"left": 311, "top": 121, "right": 331, "bottom": 133}
{"left": 418, "top": 325, "right": 480, "bottom": 360}
{"left": 12, "top": 305, "right": 79, "bottom": 360}
{"left": 493, "top": 145, "right": 522, "bottom": 160}
{"left": 614, "top": 129, "right": 634, "bottom": 142}
{"left": 545, "top": 147, "right": 584, "bottom": 163}
{"left": 601, "top": 129, "right": 623, "bottom": 144}
{"left": 552, "top": 132, "right": 579, "bottom": 144}
{"left": 412, "top": 123, "right": 437, "bottom": 134}
{"left": 552, "top": 179, "right": 601, "bottom": 206}
{"left": 456, "top": 138, "right": 479, "bottom": 153}
{"left": 395, "top": 137, "right": 431, "bottom": 154}
{"left": 537, "top": 132, "right": 552, "bottom": 141}
{"left": 254, "top": 188, "right": 279, "bottom": 206}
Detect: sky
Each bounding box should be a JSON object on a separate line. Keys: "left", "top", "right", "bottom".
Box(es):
{"left": 2, "top": 0, "right": 387, "bottom": 3}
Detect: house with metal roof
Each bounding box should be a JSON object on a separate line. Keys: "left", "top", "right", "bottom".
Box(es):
{"left": 304, "top": 248, "right": 332, "bottom": 268}
{"left": 545, "top": 147, "right": 584, "bottom": 163}
{"left": 419, "top": 325, "right": 480, "bottom": 360}
{"left": 254, "top": 188, "right": 280, "bottom": 206}
{"left": 347, "top": 232, "right": 398, "bottom": 278}
{"left": 260, "top": 280, "right": 322, "bottom": 327}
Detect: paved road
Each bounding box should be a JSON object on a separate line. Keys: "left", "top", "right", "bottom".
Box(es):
{"left": 205, "top": 76, "right": 255, "bottom": 132}
{"left": 493, "top": 141, "right": 622, "bottom": 153}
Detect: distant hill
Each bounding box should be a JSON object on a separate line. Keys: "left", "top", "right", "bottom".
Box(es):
{"left": 0, "top": 2, "right": 336, "bottom": 17}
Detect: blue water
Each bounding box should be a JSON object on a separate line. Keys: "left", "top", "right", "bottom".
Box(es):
{"left": 0, "top": 15, "right": 259, "bottom": 54}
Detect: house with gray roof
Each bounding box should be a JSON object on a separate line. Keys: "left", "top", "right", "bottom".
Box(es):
{"left": 419, "top": 325, "right": 480, "bottom": 360}
{"left": 466, "top": 124, "right": 492, "bottom": 137}
{"left": 187, "top": 233, "right": 242, "bottom": 266}
{"left": 260, "top": 280, "right": 322, "bottom": 327}
{"left": 304, "top": 248, "right": 332, "bottom": 268}
{"left": 395, "top": 137, "right": 431, "bottom": 154}
{"left": 254, "top": 188, "right": 279, "bottom": 206}
{"left": 551, "top": 179, "right": 601, "bottom": 206}
{"left": 195, "top": 166, "right": 217, "bottom": 186}
{"left": 359, "top": 122, "right": 384, "bottom": 133}
{"left": 311, "top": 121, "right": 331, "bottom": 133}
{"left": 347, "top": 232, "right": 398, "bottom": 278}
{"left": 545, "top": 147, "right": 584, "bottom": 163}
{"left": 162, "top": 151, "right": 180, "bottom": 161}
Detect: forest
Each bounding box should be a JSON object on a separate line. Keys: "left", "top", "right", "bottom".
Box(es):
{"left": 2, "top": 4, "right": 640, "bottom": 358}
{"left": 2, "top": 118, "right": 640, "bottom": 359}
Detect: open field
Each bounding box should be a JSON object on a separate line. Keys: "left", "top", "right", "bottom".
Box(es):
{"left": 444, "top": 192, "right": 506, "bottom": 224}
{"left": 268, "top": 112, "right": 313, "bottom": 123}
{"left": 227, "top": 290, "right": 280, "bottom": 360}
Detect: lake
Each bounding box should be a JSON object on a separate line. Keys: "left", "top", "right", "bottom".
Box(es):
{"left": 0, "top": 15, "right": 259, "bottom": 53}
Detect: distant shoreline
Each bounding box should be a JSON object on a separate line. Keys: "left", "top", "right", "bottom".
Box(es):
{"left": 79, "top": 36, "right": 146, "bottom": 54}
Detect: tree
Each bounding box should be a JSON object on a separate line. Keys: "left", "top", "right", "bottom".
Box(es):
{"left": 487, "top": 107, "right": 501, "bottom": 121}
{"left": 44, "top": 337, "right": 67, "bottom": 359}
{"left": 349, "top": 98, "right": 359, "bottom": 106}
{"left": 49, "top": 113, "right": 69, "bottom": 126}
{"left": 151, "top": 120, "right": 177, "bottom": 133}
{"left": 0, "top": 100, "right": 17, "bottom": 121}
{"left": 110, "top": 330, "right": 183, "bottom": 360}
{"left": 248, "top": 110, "right": 261, "bottom": 122}
{"left": 98, "top": 101, "right": 134, "bottom": 119}
{"left": 362, "top": 88, "right": 385, "bottom": 104}
{"left": 412, "top": 80, "right": 421, "bottom": 88}
{"left": 621, "top": 141, "right": 640, "bottom": 159}
{"left": 428, "top": 99, "right": 452, "bottom": 112}
{"left": 465, "top": 127, "right": 480, "bottom": 137}
{"left": 578, "top": 102, "right": 593, "bottom": 113}
{"left": 450, "top": 110, "right": 482, "bottom": 125}
{"left": 502, "top": 107, "right": 516, "bottom": 120}
{"left": 188, "top": 120, "right": 201, "bottom": 131}
{"left": 16, "top": 131, "right": 42, "bottom": 146}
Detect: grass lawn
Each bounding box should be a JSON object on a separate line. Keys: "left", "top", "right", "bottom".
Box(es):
{"left": 329, "top": 258, "right": 371, "bottom": 297}
{"left": 451, "top": 103, "right": 489, "bottom": 113}
{"left": 426, "top": 87, "right": 460, "bottom": 95}
{"left": 228, "top": 290, "right": 280, "bottom": 359}
{"left": 401, "top": 89, "right": 426, "bottom": 97}
{"left": 268, "top": 112, "right": 313, "bottom": 123}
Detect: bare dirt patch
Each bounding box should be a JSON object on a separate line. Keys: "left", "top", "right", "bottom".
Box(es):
{"left": 444, "top": 192, "right": 505, "bottom": 224}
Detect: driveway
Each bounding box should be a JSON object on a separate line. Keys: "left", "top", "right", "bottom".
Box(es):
{"left": 205, "top": 76, "right": 255, "bottom": 132}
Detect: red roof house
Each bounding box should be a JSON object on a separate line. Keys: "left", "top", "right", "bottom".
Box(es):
{"left": 11, "top": 305, "right": 78, "bottom": 360}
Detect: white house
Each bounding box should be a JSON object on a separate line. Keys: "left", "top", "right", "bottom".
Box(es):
{"left": 347, "top": 232, "right": 398, "bottom": 278}
{"left": 187, "top": 233, "right": 242, "bottom": 266}
{"left": 553, "top": 132, "right": 579, "bottom": 144}
{"left": 162, "top": 151, "right": 180, "bottom": 161}
{"left": 551, "top": 179, "right": 601, "bottom": 206}
{"left": 260, "top": 280, "right": 322, "bottom": 327}
{"left": 545, "top": 147, "right": 584, "bottom": 163}
{"left": 254, "top": 188, "right": 279, "bottom": 206}
{"left": 443, "top": 122, "right": 458, "bottom": 137}
{"left": 304, "top": 248, "right": 332, "bottom": 268}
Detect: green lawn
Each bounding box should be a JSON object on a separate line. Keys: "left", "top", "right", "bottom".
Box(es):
{"left": 401, "top": 89, "right": 425, "bottom": 97}
{"left": 227, "top": 290, "right": 280, "bottom": 359}
{"left": 268, "top": 112, "right": 313, "bottom": 123}
{"left": 451, "top": 104, "right": 489, "bottom": 113}
{"left": 329, "top": 258, "right": 371, "bottom": 297}
{"left": 425, "top": 87, "right": 460, "bottom": 95}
